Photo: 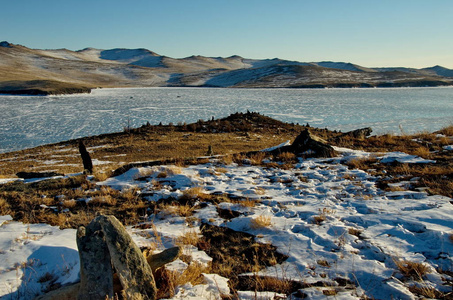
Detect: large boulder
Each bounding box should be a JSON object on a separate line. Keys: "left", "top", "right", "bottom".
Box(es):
{"left": 271, "top": 129, "right": 337, "bottom": 158}
{"left": 98, "top": 215, "right": 157, "bottom": 300}
{"left": 76, "top": 215, "right": 157, "bottom": 300}
{"left": 76, "top": 219, "right": 114, "bottom": 299}
{"left": 40, "top": 215, "right": 181, "bottom": 300}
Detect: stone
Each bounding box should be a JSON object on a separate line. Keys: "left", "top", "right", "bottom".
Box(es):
{"left": 42, "top": 215, "right": 186, "bottom": 299}
{"left": 34, "top": 283, "right": 79, "bottom": 300}
{"left": 16, "top": 171, "right": 64, "bottom": 179}
{"left": 146, "top": 246, "right": 182, "bottom": 271}
{"left": 76, "top": 220, "right": 114, "bottom": 300}
{"left": 342, "top": 127, "right": 372, "bottom": 139}
{"left": 98, "top": 215, "right": 157, "bottom": 300}
{"left": 272, "top": 129, "right": 337, "bottom": 158}
{"left": 78, "top": 140, "right": 93, "bottom": 174}
{"left": 206, "top": 145, "right": 214, "bottom": 156}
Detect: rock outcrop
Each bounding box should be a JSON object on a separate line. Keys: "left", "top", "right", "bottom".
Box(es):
{"left": 341, "top": 127, "right": 372, "bottom": 139}
{"left": 270, "top": 128, "right": 337, "bottom": 158}
{"left": 77, "top": 215, "right": 157, "bottom": 300}
{"left": 76, "top": 218, "right": 114, "bottom": 299}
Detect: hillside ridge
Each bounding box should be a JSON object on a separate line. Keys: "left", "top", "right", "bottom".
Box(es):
{"left": 1, "top": 41, "right": 452, "bottom": 95}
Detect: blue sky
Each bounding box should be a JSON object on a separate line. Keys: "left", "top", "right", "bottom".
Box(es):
{"left": 3, "top": 0, "right": 453, "bottom": 68}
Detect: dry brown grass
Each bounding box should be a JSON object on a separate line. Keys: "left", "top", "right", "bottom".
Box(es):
{"left": 312, "top": 214, "right": 326, "bottom": 225}
{"left": 155, "top": 262, "right": 210, "bottom": 299}
{"left": 93, "top": 170, "right": 112, "bottom": 182}
{"left": 249, "top": 151, "right": 267, "bottom": 165}
{"left": 410, "top": 146, "right": 431, "bottom": 158}
{"left": 0, "top": 124, "right": 298, "bottom": 177}
{"left": 312, "top": 208, "right": 335, "bottom": 225}
{"left": 215, "top": 167, "right": 228, "bottom": 174}
{"left": 394, "top": 259, "right": 431, "bottom": 280}
{"left": 232, "top": 275, "right": 301, "bottom": 296}
{"left": 438, "top": 125, "right": 453, "bottom": 136}
{"left": 61, "top": 199, "right": 77, "bottom": 209}
{"left": 346, "top": 157, "right": 378, "bottom": 170}
{"left": 238, "top": 198, "right": 260, "bottom": 208}
{"left": 348, "top": 227, "right": 362, "bottom": 237}
{"left": 175, "top": 230, "right": 200, "bottom": 247}
{"left": 250, "top": 215, "right": 272, "bottom": 229}
{"left": 277, "top": 152, "right": 297, "bottom": 163}
{"left": 181, "top": 187, "right": 206, "bottom": 200}
{"left": 317, "top": 259, "right": 331, "bottom": 267}
{"left": 0, "top": 197, "right": 11, "bottom": 215}
{"left": 88, "top": 195, "right": 118, "bottom": 206}
{"left": 322, "top": 289, "right": 338, "bottom": 296}
{"left": 0, "top": 176, "right": 154, "bottom": 228}
{"left": 159, "top": 203, "right": 195, "bottom": 218}
{"left": 408, "top": 285, "right": 446, "bottom": 299}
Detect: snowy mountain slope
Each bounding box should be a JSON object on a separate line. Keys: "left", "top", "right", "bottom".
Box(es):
{"left": 1, "top": 41, "right": 452, "bottom": 93}
{"left": 202, "top": 64, "right": 449, "bottom": 88}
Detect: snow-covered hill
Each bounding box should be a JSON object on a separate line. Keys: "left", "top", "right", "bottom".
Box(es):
{"left": 1, "top": 41, "right": 452, "bottom": 94}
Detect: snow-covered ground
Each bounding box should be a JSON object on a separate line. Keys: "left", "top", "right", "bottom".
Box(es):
{"left": 1, "top": 147, "right": 452, "bottom": 299}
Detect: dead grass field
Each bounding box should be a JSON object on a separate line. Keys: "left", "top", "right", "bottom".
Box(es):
{"left": 0, "top": 113, "right": 452, "bottom": 228}
{"left": 0, "top": 113, "right": 452, "bottom": 299}
{"left": 0, "top": 112, "right": 309, "bottom": 177}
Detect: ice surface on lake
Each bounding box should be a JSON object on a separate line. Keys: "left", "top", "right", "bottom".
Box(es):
{"left": 1, "top": 87, "right": 452, "bottom": 153}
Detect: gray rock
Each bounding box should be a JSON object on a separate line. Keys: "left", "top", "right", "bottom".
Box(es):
{"left": 98, "top": 215, "right": 157, "bottom": 300}
{"left": 16, "top": 171, "right": 64, "bottom": 179}
{"left": 342, "top": 127, "right": 372, "bottom": 139}
{"left": 76, "top": 219, "right": 114, "bottom": 300}
{"left": 275, "top": 129, "right": 337, "bottom": 157}
{"left": 146, "top": 246, "right": 182, "bottom": 271}
{"left": 34, "top": 283, "right": 79, "bottom": 300}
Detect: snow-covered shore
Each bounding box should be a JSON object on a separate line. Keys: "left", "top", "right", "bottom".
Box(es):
{"left": 1, "top": 147, "right": 452, "bottom": 299}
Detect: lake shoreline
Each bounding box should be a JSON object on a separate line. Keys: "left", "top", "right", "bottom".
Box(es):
{"left": 1, "top": 87, "right": 452, "bottom": 154}
{"left": 1, "top": 80, "right": 453, "bottom": 96}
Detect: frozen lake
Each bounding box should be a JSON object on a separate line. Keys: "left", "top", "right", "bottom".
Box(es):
{"left": 1, "top": 87, "right": 452, "bottom": 153}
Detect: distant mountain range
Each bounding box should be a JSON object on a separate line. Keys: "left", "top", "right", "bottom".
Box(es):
{"left": 1, "top": 41, "right": 452, "bottom": 95}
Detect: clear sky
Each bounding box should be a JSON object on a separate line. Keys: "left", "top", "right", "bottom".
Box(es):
{"left": 3, "top": 0, "right": 453, "bottom": 68}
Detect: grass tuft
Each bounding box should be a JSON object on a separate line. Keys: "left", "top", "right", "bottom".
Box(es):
{"left": 394, "top": 259, "right": 431, "bottom": 280}
{"left": 250, "top": 215, "right": 272, "bottom": 229}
